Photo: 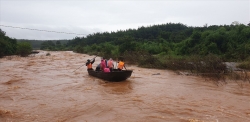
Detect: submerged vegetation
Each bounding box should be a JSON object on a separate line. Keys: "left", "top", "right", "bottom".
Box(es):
{"left": 1, "top": 22, "right": 250, "bottom": 81}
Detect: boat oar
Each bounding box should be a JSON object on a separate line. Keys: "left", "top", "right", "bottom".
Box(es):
{"left": 72, "top": 56, "right": 97, "bottom": 72}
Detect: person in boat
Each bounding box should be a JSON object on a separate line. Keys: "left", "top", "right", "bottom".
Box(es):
{"left": 101, "top": 58, "right": 106, "bottom": 71}
{"left": 101, "top": 57, "right": 110, "bottom": 73}
{"left": 86, "top": 58, "right": 95, "bottom": 70}
{"left": 104, "top": 57, "right": 108, "bottom": 67}
{"left": 95, "top": 63, "right": 101, "bottom": 71}
{"left": 118, "top": 59, "right": 126, "bottom": 71}
{"left": 107, "top": 58, "right": 114, "bottom": 72}
{"left": 95, "top": 57, "right": 104, "bottom": 71}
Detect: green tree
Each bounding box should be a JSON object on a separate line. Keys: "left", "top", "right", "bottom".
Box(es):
{"left": 17, "top": 42, "right": 32, "bottom": 57}
{"left": 0, "top": 29, "right": 17, "bottom": 57}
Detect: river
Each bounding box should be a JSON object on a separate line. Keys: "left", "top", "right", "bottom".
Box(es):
{"left": 0, "top": 51, "right": 250, "bottom": 122}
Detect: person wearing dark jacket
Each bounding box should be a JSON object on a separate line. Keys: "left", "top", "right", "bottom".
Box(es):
{"left": 95, "top": 63, "right": 101, "bottom": 71}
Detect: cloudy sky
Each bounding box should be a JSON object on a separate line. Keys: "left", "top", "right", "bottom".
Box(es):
{"left": 0, "top": 0, "right": 249, "bottom": 40}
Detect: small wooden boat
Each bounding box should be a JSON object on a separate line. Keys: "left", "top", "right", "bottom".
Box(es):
{"left": 87, "top": 69, "right": 133, "bottom": 81}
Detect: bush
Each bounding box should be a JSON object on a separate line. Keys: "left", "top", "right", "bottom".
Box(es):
{"left": 237, "top": 60, "right": 250, "bottom": 70}
{"left": 17, "top": 42, "right": 32, "bottom": 57}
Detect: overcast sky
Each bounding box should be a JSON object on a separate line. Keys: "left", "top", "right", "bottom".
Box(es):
{"left": 0, "top": 0, "right": 249, "bottom": 40}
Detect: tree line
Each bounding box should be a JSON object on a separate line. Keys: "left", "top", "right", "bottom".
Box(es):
{"left": 62, "top": 22, "right": 249, "bottom": 62}
{"left": 0, "top": 29, "right": 32, "bottom": 57}
{"left": 2, "top": 22, "right": 250, "bottom": 63}
{"left": 17, "top": 39, "right": 70, "bottom": 50}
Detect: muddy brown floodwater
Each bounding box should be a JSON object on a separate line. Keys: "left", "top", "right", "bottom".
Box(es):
{"left": 1, "top": 51, "right": 250, "bottom": 122}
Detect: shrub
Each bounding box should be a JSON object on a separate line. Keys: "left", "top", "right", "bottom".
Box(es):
{"left": 237, "top": 60, "right": 250, "bottom": 70}
{"left": 17, "top": 42, "right": 32, "bottom": 57}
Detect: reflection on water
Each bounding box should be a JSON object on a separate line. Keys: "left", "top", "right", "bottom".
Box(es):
{"left": 0, "top": 51, "right": 250, "bottom": 122}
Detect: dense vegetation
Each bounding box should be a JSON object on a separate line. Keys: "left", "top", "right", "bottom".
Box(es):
{"left": 2, "top": 22, "right": 250, "bottom": 71}
{"left": 16, "top": 41, "right": 33, "bottom": 57}
{"left": 17, "top": 39, "right": 69, "bottom": 50}
{"left": 39, "top": 40, "right": 70, "bottom": 51}
{"left": 58, "top": 23, "right": 246, "bottom": 59}
{"left": 63, "top": 23, "right": 250, "bottom": 62}
{"left": 0, "top": 29, "right": 32, "bottom": 57}
{"left": 0, "top": 29, "right": 17, "bottom": 58}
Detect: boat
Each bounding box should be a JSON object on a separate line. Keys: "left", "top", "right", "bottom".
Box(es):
{"left": 87, "top": 69, "right": 133, "bottom": 81}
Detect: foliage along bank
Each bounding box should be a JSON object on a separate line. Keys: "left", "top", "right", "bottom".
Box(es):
{"left": 2, "top": 22, "right": 250, "bottom": 70}
{"left": 64, "top": 23, "right": 250, "bottom": 61}
{"left": 0, "top": 29, "right": 32, "bottom": 57}
{"left": 65, "top": 22, "right": 250, "bottom": 72}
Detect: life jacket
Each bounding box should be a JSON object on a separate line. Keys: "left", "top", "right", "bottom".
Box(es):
{"left": 87, "top": 63, "right": 92, "bottom": 69}
{"left": 118, "top": 61, "right": 124, "bottom": 70}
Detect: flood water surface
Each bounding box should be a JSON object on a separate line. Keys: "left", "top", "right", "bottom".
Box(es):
{"left": 1, "top": 51, "right": 250, "bottom": 122}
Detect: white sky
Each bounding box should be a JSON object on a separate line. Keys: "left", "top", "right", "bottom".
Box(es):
{"left": 0, "top": 0, "right": 249, "bottom": 40}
